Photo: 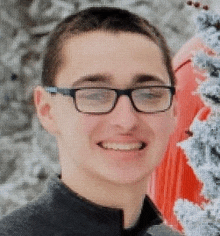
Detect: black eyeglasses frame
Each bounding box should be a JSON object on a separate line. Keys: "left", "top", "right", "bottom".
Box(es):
{"left": 45, "top": 86, "right": 176, "bottom": 115}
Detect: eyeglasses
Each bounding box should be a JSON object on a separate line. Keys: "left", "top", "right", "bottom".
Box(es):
{"left": 45, "top": 86, "right": 175, "bottom": 114}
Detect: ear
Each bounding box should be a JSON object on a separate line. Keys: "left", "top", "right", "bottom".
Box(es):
{"left": 34, "top": 86, "right": 58, "bottom": 136}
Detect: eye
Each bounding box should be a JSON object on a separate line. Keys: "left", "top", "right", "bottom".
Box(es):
{"left": 78, "top": 89, "right": 102, "bottom": 99}
{"left": 86, "top": 92, "right": 104, "bottom": 100}
{"left": 88, "top": 90, "right": 112, "bottom": 100}
{"left": 139, "top": 92, "right": 162, "bottom": 99}
{"left": 77, "top": 89, "right": 115, "bottom": 103}
{"left": 135, "top": 89, "right": 163, "bottom": 100}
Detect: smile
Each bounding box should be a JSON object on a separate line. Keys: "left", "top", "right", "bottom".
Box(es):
{"left": 98, "top": 142, "right": 146, "bottom": 151}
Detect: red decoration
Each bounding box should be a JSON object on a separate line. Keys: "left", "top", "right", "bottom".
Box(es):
{"left": 203, "top": 5, "right": 209, "bottom": 10}
{"left": 185, "top": 130, "right": 193, "bottom": 137}
{"left": 216, "top": 22, "right": 220, "bottom": 30}
{"left": 194, "top": 2, "right": 200, "bottom": 8}
{"left": 186, "top": 1, "right": 210, "bottom": 10}
{"left": 148, "top": 37, "right": 215, "bottom": 232}
{"left": 197, "top": 107, "right": 211, "bottom": 121}
{"left": 186, "top": 1, "right": 193, "bottom": 5}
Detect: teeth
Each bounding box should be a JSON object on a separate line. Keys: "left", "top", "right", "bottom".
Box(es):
{"left": 101, "top": 142, "right": 143, "bottom": 151}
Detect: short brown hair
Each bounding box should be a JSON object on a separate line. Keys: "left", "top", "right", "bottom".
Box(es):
{"left": 41, "top": 7, "right": 175, "bottom": 87}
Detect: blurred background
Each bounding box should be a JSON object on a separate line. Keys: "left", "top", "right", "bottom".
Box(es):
{"left": 0, "top": 0, "right": 219, "bottom": 221}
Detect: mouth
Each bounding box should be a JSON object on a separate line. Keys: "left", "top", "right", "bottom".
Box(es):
{"left": 97, "top": 142, "right": 147, "bottom": 151}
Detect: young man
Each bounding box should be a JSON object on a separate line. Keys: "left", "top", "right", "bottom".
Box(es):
{"left": 0, "top": 7, "right": 181, "bottom": 236}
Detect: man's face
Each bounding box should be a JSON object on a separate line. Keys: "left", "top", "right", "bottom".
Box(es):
{"left": 48, "top": 31, "right": 176, "bottom": 185}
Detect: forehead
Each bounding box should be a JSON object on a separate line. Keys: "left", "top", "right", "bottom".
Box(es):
{"left": 56, "top": 31, "right": 170, "bottom": 87}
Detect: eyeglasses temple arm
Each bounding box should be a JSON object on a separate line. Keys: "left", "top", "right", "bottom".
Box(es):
{"left": 45, "top": 87, "right": 73, "bottom": 96}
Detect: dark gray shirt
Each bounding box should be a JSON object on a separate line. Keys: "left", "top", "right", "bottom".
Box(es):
{"left": 0, "top": 176, "right": 183, "bottom": 236}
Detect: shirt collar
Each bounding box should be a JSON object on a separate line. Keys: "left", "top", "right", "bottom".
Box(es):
{"left": 42, "top": 176, "right": 163, "bottom": 235}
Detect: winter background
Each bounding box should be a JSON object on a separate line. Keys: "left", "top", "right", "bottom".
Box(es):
{"left": 172, "top": 8, "right": 220, "bottom": 236}
{"left": 0, "top": 0, "right": 220, "bottom": 228}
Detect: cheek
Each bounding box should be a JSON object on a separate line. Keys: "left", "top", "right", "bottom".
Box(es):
{"left": 148, "top": 113, "right": 176, "bottom": 139}
{"left": 53, "top": 98, "right": 103, "bottom": 139}
{"left": 79, "top": 115, "right": 104, "bottom": 135}
{"left": 149, "top": 114, "right": 175, "bottom": 163}
{"left": 62, "top": 114, "right": 103, "bottom": 141}
{"left": 52, "top": 99, "right": 79, "bottom": 136}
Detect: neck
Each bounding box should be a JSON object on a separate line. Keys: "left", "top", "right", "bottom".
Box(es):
{"left": 61, "top": 166, "right": 149, "bottom": 229}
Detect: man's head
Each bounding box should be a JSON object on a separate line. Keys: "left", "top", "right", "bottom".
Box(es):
{"left": 35, "top": 7, "right": 177, "bottom": 186}
{"left": 41, "top": 7, "right": 175, "bottom": 87}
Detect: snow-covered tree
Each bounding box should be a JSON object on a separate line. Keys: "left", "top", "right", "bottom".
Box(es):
{"left": 174, "top": 10, "right": 220, "bottom": 236}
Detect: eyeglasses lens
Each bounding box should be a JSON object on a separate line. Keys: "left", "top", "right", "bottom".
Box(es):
{"left": 75, "top": 88, "right": 171, "bottom": 113}
{"left": 132, "top": 88, "right": 171, "bottom": 113}
{"left": 76, "top": 89, "right": 116, "bottom": 113}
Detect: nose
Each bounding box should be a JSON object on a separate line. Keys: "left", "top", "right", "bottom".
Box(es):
{"left": 108, "top": 95, "right": 139, "bottom": 132}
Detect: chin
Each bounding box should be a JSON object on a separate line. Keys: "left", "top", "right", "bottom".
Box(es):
{"left": 97, "top": 167, "right": 152, "bottom": 186}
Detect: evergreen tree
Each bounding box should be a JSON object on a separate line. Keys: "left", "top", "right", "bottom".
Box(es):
{"left": 174, "top": 10, "right": 220, "bottom": 236}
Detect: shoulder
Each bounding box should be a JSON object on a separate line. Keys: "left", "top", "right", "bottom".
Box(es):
{"left": 0, "top": 195, "right": 52, "bottom": 236}
{"left": 146, "top": 223, "right": 183, "bottom": 236}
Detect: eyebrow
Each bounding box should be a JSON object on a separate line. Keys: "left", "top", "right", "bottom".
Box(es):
{"left": 71, "top": 74, "right": 111, "bottom": 87}
{"left": 133, "top": 74, "right": 166, "bottom": 85}
{"left": 71, "top": 73, "right": 166, "bottom": 87}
